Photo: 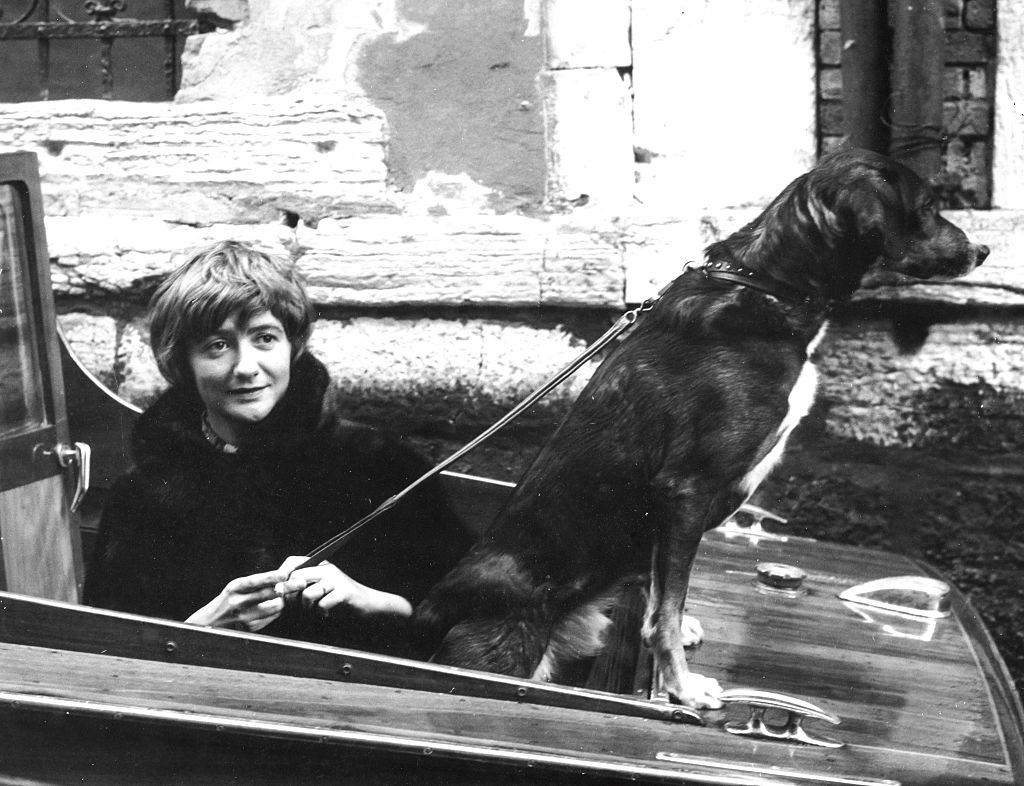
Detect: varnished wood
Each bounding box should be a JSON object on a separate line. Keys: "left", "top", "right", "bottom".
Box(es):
{"left": 0, "top": 476, "right": 77, "bottom": 602}
{"left": 0, "top": 633, "right": 1013, "bottom": 785}
{"left": 686, "top": 529, "right": 1024, "bottom": 778}
{"left": 0, "top": 524, "right": 1021, "bottom": 784}
{"left": 0, "top": 153, "right": 81, "bottom": 603}
{"left": 0, "top": 592, "right": 700, "bottom": 726}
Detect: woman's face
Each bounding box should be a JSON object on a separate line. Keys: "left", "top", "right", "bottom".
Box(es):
{"left": 188, "top": 309, "right": 291, "bottom": 445}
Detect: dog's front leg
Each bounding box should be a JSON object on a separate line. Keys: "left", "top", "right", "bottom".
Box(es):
{"left": 643, "top": 493, "right": 727, "bottom": 709}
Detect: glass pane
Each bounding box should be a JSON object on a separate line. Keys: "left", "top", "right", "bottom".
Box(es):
{"left": 0, "top": 184, "right": 46, "bottom": 435}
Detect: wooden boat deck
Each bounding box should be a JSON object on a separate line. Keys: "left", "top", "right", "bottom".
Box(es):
{"left": 0, "top": 526, "right": 1020, "bottom": 784}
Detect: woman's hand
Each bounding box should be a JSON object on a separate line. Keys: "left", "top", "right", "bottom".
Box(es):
{"left": 185, "top": 569, "right": 307, "bottom": 631}
{"left": 277, "top": 556, "right": 413, "bottom": 620}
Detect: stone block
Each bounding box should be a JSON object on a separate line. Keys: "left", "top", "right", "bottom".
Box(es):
{"left": 0, "top": 98, "right": 392, "bottom": 225}
{"left": 944, "top": 0, "right": 964, "bottom": 28}
{"left": 356, "top": 0, "right": 546, "bottom": 210}
{"left": 540, "top": 226, "right": 627, "bottom": 306}
{"left": 818, "top": 31, "right": 842, "bottom": 66}
{"left": 308, "top": 317, "right": 595, "bottom": 410}
{"left": 818, "top": 0, "right": 840, "bottom": 30}
{"left": 817, "top": 319, "right": 1024, "bottom": 450}
{"left": 310, "top": 315, "right": 601, "bottom": 435}
{"left": 944, "top": 67, "right": 988, "bottom": 99}
{"left": 296, "top": 214, "right": 624, "bottom": 307}
{"left": 56, "top": 313, "right": 118, "bottom": 388}
{"left": 944, "top": 99, "right": 992, "bottom": 136}
{"left": 944, "top": 67, "right": 965, "bottom": 99}
{"left": 946, "top": 30, "right": 995, "bottom": 64}
{"left": 539, "top": 69, "right": 634, "bottom": 210}
{"left": 944, "top": 137, "right": 990, "bottom": 197}
{"left": 543, "top": 0, "right": 631, "bottom": 69}
{"left": 177, "top": 0, "right": 370, "bottom": 101}
{"left": 633, "top": 0, "right": 816, "bottom": 213}
{"left": 45, "top": 217, "right": 293, "bottom": 297}
{"left": 115, "top": 320, "right": 165, "bottom": 408}
{"left": 819, "top": 67, "right": 843, "bottom": 101}
{"left": 186, "top": 0, "right": 248, "bottom": 23}
{"left": 819, "top": 101, "right": 844, "bottom": 136}
{"left": 964, "top": 0, "right": 995, "bottom": 29}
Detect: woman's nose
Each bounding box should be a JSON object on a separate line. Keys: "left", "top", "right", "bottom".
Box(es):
{"left": 233, "top": 344, "right": 260, "bottom": 377}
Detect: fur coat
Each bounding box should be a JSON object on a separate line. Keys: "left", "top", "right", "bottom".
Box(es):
{"left": 84, "top": 353, "right": 472, "bottom": 656}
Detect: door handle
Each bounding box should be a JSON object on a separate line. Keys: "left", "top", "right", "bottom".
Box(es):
{"left": 49, "top": 442, "right": 92, "bottom": 513}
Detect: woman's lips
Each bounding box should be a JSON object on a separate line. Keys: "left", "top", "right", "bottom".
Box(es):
{"left": 229, "top": 386, "right": 267, "bottom": 397}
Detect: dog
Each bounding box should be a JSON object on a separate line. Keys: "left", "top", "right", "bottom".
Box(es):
{"left": 413, "top": 148, "right": 989, "bottom": 709}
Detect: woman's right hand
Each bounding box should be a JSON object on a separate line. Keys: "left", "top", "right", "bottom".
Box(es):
{"left": 185, "top": 569, "right": 308, "bottom": 631}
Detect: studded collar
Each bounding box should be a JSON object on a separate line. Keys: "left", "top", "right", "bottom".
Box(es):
{"left": 700, "top": 259, "right": 825, "bottom": 308}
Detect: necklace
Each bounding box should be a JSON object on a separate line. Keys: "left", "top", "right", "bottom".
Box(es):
{"left": 201, "top": 412, "right": 239, "bottom": 454}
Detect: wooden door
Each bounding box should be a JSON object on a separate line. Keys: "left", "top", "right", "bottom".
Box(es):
{"left": 0, "top": 152, "right": 83, "bottom": 602}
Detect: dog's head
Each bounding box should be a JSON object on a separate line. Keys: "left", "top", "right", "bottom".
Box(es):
{"left": 704, "top": 148, "right": 988, "bottom": 304}
{"left": 810, "top": 148, "right": 989, "bottom": 285}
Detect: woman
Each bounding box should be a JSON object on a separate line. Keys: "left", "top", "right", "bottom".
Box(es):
{"left": 84, "top": 241, "right": 472, "bottom": 656}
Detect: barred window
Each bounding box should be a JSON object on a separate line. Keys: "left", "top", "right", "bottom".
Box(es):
{"left": 0, "top": 1, "right": 206, "bottom": 101}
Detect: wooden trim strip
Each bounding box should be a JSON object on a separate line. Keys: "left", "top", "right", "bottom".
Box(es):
{"left": 0, "top": 592, "right": 700, "bottom": 725}
{"left": 0, "top": 689, "right": 783, "bottom": 786}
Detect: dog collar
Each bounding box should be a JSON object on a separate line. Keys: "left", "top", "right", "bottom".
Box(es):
{"left": 700, "top": 259, "right": 820, "bottom": 307}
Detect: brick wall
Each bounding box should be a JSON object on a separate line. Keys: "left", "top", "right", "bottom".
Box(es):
{"left": 817, "top": 0, "right": 997, "bottom": 207}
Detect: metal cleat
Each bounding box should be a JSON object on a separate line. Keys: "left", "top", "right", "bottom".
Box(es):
{"left": 719, "top": 689, "right": 843, "bottom": 748}
{"left": 718, "top": 504, "right": 791, "bottom": 544}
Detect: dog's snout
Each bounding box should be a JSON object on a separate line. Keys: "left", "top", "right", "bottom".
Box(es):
{"left": 975, "top": 243, "right": 990, "bottom": 265}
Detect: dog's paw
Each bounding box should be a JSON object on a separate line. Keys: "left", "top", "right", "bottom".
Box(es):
{"left": 680, "top": 614, "right": 704, "bottom": 647}
{"left": 672, "top": 671, "right": 724, "bottom": 710}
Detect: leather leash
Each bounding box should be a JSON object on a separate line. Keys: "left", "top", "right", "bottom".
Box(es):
{"left": 295, "top": 296, "right": 660, "bottom": 570}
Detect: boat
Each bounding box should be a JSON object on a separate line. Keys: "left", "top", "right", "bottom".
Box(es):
{"left": 1, "top": 150, "right": 1021, "bottom": 784}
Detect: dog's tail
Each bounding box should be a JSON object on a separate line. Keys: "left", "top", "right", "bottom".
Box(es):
{"left": 425, "top": 614, "right": 550, "bottom": 678}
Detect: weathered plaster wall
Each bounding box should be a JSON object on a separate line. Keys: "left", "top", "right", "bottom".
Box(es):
{"left": 177, "top": 0, "right": 546, "bottom": 213}
{"left": 1, "top": 100, "right": 391, "bottom": 225}
{"left": 632, "top": 0, "right": 818, "bottom": 212}
{"left": 357, "top": 0, "right": 545, "bottom": 208}
{"left": 993, "top": 1, "right": 1024, "bottom": 208}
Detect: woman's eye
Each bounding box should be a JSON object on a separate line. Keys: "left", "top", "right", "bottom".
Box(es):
{"left": 204, "top": 339, "right": 228, "bottom": 354}
{"left": 256, "top": 332, "right": 280, "bottom": 345}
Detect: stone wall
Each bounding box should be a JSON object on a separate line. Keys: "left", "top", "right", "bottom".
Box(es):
{"left": 0, "top": 0, "right": 1021, "bottom": 468}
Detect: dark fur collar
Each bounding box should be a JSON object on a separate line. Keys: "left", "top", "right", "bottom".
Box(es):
{"left": 132, "top": 352, "right": 335, "bottom": 466}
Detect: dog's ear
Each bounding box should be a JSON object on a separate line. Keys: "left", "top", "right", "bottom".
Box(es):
{"left": 830, "top": 165, "right": 907, "bottom": 257}
{"left": 806, "top": 193, "right": 841, "bottom": 236}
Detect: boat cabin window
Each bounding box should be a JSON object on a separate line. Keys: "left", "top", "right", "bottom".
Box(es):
{"left": 0, "top": 184, "right": 47, "bottom": 435}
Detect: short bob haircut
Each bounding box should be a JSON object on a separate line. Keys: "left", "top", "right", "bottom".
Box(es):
{"left": 149, "top": 241, "right": 315, "bottom": 387}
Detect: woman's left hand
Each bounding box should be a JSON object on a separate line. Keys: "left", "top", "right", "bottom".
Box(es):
{"left": 277, "top": 556, "right": 413, "bottom": 620}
